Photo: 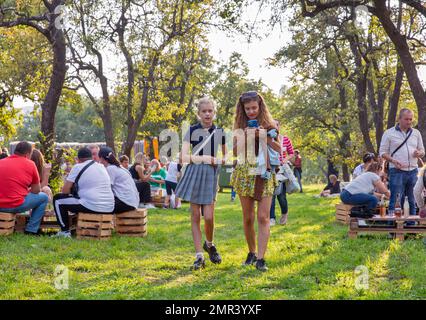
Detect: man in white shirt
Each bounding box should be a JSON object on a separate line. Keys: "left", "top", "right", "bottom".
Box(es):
{"left": 352, "top": 152, "right": 376, "bottom": 180}
{"left": 53, "top": 147, "right": 114, "bottom": 238}
{"left": 379, "top": 109, "right": 425, "bottom": 215}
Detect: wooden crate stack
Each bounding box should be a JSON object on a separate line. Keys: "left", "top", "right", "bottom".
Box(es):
{"left": 76, "top": 213, "right": 114, "bottom": 240}
{"left": 0, "top": 212, "right": 16, "bottom": 236}
{"left": 115, "top": 208, "right": 147, "bottom": 237}
{"left": 335, "top": 203, "right": 354, "bottom": 225}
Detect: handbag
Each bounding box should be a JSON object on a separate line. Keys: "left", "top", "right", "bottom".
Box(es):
{"left": 349, "top": 206, "right": 375, "bottom": 219}
{"left": 274, "top": 181, "right": 283, "bottom": 196}
{"left": 281, "top": 162, "right": 300, "bottom": 194}
{"left": 70, "top": 160, "right": 95, "bottom": 199}
{"left": 384, "top": 129, "right": 413, "bottom": 172}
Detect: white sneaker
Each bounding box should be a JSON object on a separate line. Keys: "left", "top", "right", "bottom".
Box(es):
{"left": 358, "top": 219, "right": 368, "bottom": 227}
{"left": 270, "top": 218, "right": 276, "bottom": 226}
{"left": 53, "top": 231, "right": 71, "bottom": 238}
{"left": 145, "top": 204, "right": 156, "bottom": 209}
{"left": 138, "top": 203, "right": 146, "bottom": 209}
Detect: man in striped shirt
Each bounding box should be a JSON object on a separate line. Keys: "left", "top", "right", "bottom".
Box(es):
{"left": 270, "top": 120, "right": 295, "bottom": 226}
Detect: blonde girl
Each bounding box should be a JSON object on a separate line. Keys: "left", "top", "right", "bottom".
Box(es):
{"left": 175, "top": 97, "right": 226, "bottom": 270}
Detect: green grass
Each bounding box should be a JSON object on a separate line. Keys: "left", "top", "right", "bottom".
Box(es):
{"left": 0, "top": 185, "right": 425, "bottom": 300}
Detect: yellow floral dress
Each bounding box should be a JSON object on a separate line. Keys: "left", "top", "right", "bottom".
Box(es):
{"left": 230, "top": 162, "right": 277, "bottom": 198}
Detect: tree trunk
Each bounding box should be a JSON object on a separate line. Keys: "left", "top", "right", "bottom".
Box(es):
{"left": 367, "top": 77, "right": 386, "bottom": 152}
{"left": 338, "top": 84, "right": 352, "bottom": 182}
{"left": 374, "top": 0, "right": 426, "bottom": 147}
{"left": 387, "top": 60, "right": 404, "bottom": 129}
{"left": 348, "top": 36, "right": 376, "bottom": 153}
{"left": 39, "top": 1, "right": 67, "bottom": 162}
{"left": 342, "top": 163, "right": 350, "bottom": 182}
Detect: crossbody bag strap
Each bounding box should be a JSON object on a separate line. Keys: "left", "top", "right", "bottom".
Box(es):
{"left": 74, "top": 160, "right": 95, "bottom": 187}
{"left": 192, "top": 129, "right": 217, "bottom": 157}
{"left": 391, "top": 129, "right": 413, "bottom": 157}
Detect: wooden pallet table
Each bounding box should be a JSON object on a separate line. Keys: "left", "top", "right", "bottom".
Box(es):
{"left": 349, "top": 215, "right": 426, "bottom": 241}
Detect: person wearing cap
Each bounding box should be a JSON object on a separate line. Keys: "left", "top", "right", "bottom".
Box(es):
{"left": 98, "top": 147, "right": 139, "bottom": 213}
{"left": 52, "top": 147, "right": 114, "bottom": 238}
{"left": 353, "top": 153, "right": 376, "bottom": 180}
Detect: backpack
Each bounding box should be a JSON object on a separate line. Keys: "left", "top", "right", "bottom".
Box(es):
{"left": 349, "top": 206, "right": 375, "bottom": 219}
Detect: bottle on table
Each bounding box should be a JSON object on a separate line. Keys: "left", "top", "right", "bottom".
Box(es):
{"left": 394, "top": 193, "right": 402, "bottom": 218}
{"left": 379, "top": 195, "right": 386, "bottom": 217}
{"left": 403, "top": 196, "right": 410, "bottom": 218}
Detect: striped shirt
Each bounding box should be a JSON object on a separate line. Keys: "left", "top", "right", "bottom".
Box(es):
{"left": 279, "top": 135, "right": 294, "bottom": 164}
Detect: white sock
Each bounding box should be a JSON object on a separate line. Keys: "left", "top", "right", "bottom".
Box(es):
{"left": 206, "top": 240, "right": 214, "bottom": 248}
{"left": 196, "top": 252, "right": 204, "bottom": 259}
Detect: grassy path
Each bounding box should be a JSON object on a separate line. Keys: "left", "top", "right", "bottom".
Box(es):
{"left": 0, "top": 185, "right": 425, "bottom": 299}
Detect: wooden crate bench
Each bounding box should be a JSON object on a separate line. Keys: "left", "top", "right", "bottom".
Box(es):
{"left": 349, "top": 215, "right": 426, "bottom": 241}
{"left": 115, "top": 209, "right": 147, "bottom": 237}
{"left": 0, "top": 212, "right": 16, "bottom": 236}
{"left": 335, "top": 203, "right": 354, "bottom": 225}
{"left": 15, "top": 211, "right": 77, "bottom": 233}
{"left": 76, "top": 213, "right": 114, "bottom": 240}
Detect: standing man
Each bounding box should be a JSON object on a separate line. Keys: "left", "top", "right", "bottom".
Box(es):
{"left": 379, "top": 108, "right": 425, "bottom": 216}
{"left": 292, "top": 150, "right": 303, "bottom": 193}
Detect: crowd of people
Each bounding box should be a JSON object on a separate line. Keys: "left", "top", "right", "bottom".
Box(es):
{"left": 339, "top": 109, "right": 426, "bottom": 219}
{"left": 0, "top": 141, "right": 183, "bottom": 238}
{"left": 1, "top": 100, "right": 426, "bottom": 273}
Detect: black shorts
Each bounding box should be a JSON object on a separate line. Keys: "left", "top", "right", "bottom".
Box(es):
{"left": 165, "top": 180, "right": 177, "bottom": 196}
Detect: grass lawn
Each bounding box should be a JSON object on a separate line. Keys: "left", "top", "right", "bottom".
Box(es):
{"left": 0, "top": 184, "right": 425, "bottom": 300}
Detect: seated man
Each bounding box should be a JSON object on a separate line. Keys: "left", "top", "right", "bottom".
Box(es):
{"left": 353, "top": 152, "right": 376, "bottom": 180}
{"left": 0, "top": 141, "right": 49, "bottom": 235}
{"left": 53, "top": 147, "right": 114, "bottom": 238}
{"left": 320, "top": 174, "right": 341, "bottom": 197}
{"left": 414, "top": 165, "right": 426, "bottom": 218}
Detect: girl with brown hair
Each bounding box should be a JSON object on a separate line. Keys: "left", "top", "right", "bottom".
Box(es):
{"left": 230, "top": 91, "right": 281, "bottom": 272}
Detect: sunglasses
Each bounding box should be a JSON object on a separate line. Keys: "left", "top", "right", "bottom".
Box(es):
{"left": 240, "top": 91, "right": 258, "bottom": 102}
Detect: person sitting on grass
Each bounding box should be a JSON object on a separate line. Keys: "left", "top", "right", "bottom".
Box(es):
{"left": 98, "top": 147, "right": 139, "bottom": 213}
{"left": 320, "top": 174, "right": 341, "bottom": 197}
{"left": 52, "top": 147, "right": 114, "bottom": 238}
{"left": 340, "top": 162, "right": 390, "bottom": 212}
{"left": 0, "top": 141, "right": 49, "bottom": 236}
